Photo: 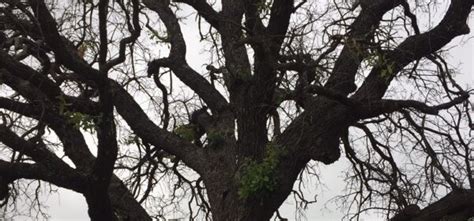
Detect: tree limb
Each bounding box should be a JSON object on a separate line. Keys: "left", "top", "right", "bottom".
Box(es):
{"left": 324, "top": 0, "right": 403, "bottom": 95}
{"left": 174, "top": 0, "right": 221, "bottom": 30}
{"left": 354, "top": 0, "right": 473, "bottom": 101}
{"left": 355, "top": 93, "right": 470, "bottom": 119}
{"left": 144, "top": 0, "right": 229, "bottom": 114}
{"left": 0, "top": 160, "right": 86, "bottom": 193}
{"left": 111, "top": 81, "right": 208, "bottom": 174}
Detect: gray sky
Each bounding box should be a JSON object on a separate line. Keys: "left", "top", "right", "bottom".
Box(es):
{"left": 15, "top": 5, "right": 474, "bottom": 221}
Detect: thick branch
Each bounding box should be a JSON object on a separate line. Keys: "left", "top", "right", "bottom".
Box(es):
{"left": 0, "top": 51, "right": 61, "bottom": 100}
{"left": 98, "top": 0, "right": 109, "bottom": 70}
{"left": 111, "top": 81, "right": 208, "bottom": 173}
{"left": 88, "top": 81, "right": 118, "bottom": 221}
{"left": 266, "top": 0, "right": 294, "bottom": 53}
{"left": 354, "top": 0, "right": 473, "bottom": 101}
{"left": 144, "top": 0, "right": 229, "bottom": 114}
{"left": 219, "top": 0, "right": 252, "bottom": 94}
{"left": 0, "top": 125, "right": 86, "bottom": 192}
{"left": 0, "top": 99, "right": 150, "bottom": 220}
{"left": 27, "top": 0, "right": 105, "bottom": 84}
{"left": 324, "top": 0, "right": 403, "bottom": 95}
{"left": 174, "top": 0, "right": 221, "bottom": 30}
{"left": 0, "top": 160, "right": 86, "bottom": 192}
{"left": 0, "top": 73, "right": 95, "bottom": 171}
{"left": 355, "top": 93, "right": 470, "bottom": 119}
{"left": 391, "top": 190, "right": 474, "bottom": 221}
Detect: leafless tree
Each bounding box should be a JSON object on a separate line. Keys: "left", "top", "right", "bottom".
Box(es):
{"left": 0, "top": 0, "right": 473, "bottom": 220}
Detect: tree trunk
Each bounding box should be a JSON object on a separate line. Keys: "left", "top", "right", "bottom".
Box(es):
{"left": 205, "top": 152, "right": 309, "bottom": 221}
{"left": 207, "top": 185, "right": 282, "bottom": 221}
{"left": 108, "top": 176, "right": 152, "bottom": 221}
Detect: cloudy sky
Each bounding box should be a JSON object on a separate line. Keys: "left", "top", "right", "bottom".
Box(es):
{"left": 8, "top": 3, "right": 473, "bottom": 221}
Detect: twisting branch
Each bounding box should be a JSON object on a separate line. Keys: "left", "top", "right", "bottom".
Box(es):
{"left": 144, "top": 0, "right": 229, "bottom": 114}
{"left": 103, "top": 0, "right": 141, "bottom": 71}
{"left": 110, "top": 81, "right": 208, "bottom": 174}
{"left": 0, "top": 126, "right": 86, "bottom": 192}
{"left": 355, "top": 93, "right": 470, "bottom": 119}
{"left": 324, "top": 0, "right": 403, "bottom": 95}
{"left": 27, "top": 0, "right": 105, "bottom": 84}
{"left": 354, "top": 0, "right": 474, "bottom": 101}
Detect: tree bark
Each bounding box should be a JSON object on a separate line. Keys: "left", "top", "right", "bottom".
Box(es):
{"left": 391, "top": 190, "right": 474, "bottom": 221}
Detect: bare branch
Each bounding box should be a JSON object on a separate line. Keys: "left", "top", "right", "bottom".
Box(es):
{"left": 355, "top": 93, "right": 470, "bottom": 119}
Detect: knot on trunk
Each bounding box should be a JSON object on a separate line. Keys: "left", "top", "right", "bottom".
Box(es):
{"left": 310, "top": 136, "right": 341, "bottom": 164}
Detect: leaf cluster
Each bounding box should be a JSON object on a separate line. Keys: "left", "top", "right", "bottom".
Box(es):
{"left": 238, "top": 144, "right": 286, "bottom": 199}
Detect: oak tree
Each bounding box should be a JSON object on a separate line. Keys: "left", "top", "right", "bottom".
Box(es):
{"left": 0, "top": 0, "right": 473, "bottom": 220}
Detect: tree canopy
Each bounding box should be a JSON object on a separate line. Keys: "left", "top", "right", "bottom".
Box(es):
{"left": 0, "top": 0, "right": 473, "bottom": 220}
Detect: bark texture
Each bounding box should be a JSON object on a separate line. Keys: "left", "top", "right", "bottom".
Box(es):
{"left": 0, "top": 0, "right": 473, "bottom": 220}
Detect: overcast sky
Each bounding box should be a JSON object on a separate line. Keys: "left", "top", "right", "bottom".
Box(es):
{"left": 11, "top": 4, "right": 474, "bottom": 221}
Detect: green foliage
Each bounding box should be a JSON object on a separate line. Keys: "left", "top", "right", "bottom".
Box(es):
{"left": 57, "top": 95, "right": 100, "bottom": 132}
{"left": 121, "top": 134, "right": 139, "bottom": 146}
{"left": 57, "top": 95, "right": 70, "bottom": 114}
{"left": 344, "top": 35, "right": 397, "bottom": 82}
{"left": 379, "top": 61, "right": 395, "bottom": 81}
{"left": 363, "top": 51, "right": 396, "bottom": 82}
{"left": 207, "top": 131, "right": 226, "bottom": 149}
{"left": 66, "top": 112, "right": 98, "bottom": 132}
{"left": 238, "top": 144, "right": 286, "bottom": 200}
{"left": 174, "top": 124, "right": 196, "bottom": 142}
